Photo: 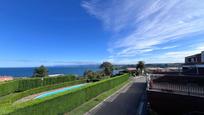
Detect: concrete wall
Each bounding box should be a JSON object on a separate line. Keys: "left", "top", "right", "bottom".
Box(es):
{"left": 148, "top": 90, "right": 204, "bottom": 115}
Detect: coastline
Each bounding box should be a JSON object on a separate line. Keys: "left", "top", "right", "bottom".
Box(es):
{"left": 0, "top": 65, "right": 100, "bottom": 77}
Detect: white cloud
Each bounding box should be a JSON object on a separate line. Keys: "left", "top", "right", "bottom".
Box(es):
{"left": 160, "top": 45, "right": 177, "bottom": 50}
{"left": 82, "top": 0, "right": 204, "bottom": 63}
{"left": 147, "top": 43, "right": 204, "bottom": 63}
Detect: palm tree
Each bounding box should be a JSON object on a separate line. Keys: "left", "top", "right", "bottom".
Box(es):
{"left": 136, "top": 61, "right": 145, "bottom": 75}
{"left": 100, "top": 62, "right": 113, "bottom": 76}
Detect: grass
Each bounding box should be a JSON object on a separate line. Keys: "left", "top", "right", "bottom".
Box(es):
{"left": 66, "top": 79, "right": 130, "bottom": 115}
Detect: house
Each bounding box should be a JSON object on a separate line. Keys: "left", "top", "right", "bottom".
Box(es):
{"left": 185, "top": 53, "right": 202, "bottom": 64}
{"left": 183, "top": 51, "right": 204, "bottom": 75}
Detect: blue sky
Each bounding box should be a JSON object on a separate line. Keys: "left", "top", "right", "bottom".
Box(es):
{"left": 0, "top": 0, "right": 204, "bottom": 67}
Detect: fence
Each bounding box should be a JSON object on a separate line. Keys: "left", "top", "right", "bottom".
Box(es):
{"left": 147, "top": 74, "right": 204, "bottom": 97}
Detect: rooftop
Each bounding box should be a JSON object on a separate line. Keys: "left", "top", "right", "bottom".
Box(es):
{"left": 0, "top": 76, "right": 13, "bottom": 82}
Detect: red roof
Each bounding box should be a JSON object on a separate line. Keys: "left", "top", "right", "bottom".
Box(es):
{"left": 0, "top": 76, "right": 13, "bottom": 82}
{"left": 126, "top": 68, "right": 137, "bottom": 71}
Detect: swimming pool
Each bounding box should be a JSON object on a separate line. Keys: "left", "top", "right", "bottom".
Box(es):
{"left": 35, "top": 84, "right": 86, "bottom": 99}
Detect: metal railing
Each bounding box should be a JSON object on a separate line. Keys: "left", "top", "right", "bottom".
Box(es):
{"left": 148, "top": 82, "right": 204, "bottom": 97}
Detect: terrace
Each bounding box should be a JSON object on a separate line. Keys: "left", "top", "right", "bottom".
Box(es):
{"left": 147, "top": 74, "right": 204, "bottom": 115}
{"left": 148, "top": 74, "right": 204, "bottom": 97}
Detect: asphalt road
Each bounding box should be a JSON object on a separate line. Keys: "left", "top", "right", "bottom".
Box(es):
{"left": 86, "top": 77, "right": 146, "bottom": 115}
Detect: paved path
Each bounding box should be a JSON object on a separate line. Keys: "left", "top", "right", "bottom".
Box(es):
{"left": 85, "top": 76, "right": 146, "bottom": 115}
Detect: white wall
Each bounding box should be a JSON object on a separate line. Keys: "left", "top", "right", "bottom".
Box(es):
{"left": 202, "top": 51, "right": 204, "bottom": 62}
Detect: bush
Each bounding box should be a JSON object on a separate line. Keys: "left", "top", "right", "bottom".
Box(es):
{"left": 42, "top": 75, "right": 75, "bottom": 86}
{"left": 16, "top": 78, "right": 42, "bottom": 92}
{"left": 16, "top": 75, "right": 76, "bottom": 92}
{"left": 5, "top": 74, "right": 128, "bottom": 115}
{"left": 0, "top": 75, "right": 76, "bottom": 97}
{"left": 0, "top": 80, "right": 18, "bottom": 97}
{"left": 0, "top": 79, "right": 86, "bottom": 105}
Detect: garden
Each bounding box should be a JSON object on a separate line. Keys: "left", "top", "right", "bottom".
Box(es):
{"left": 0, "top": 73, "right": 129, "bottom": 115}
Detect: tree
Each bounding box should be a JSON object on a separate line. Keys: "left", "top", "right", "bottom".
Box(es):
{"left": 100, "top": 62, "right": 113, "bottom": 76}
{"left": 136, "top": 61, "right": 145, "bottom": 75}
{"left": 33, "top": 65, "right": 48, "bottom": 77}
{"left": 84, "top": 70, "right": 95, "bottom": 81}
{"left": 95, "top": 71, "right": 105, "bottom": 79}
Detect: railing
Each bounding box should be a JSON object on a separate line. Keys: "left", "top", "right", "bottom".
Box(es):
{"left": 148, "top": 82, "right": 204, "bottom": 97}
{"left": 147, "top": 76, "right": 204, "bottom": 97}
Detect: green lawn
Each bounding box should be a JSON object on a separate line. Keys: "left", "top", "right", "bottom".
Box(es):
{"left": 66, "top": 79, "right": 130, "bottom": 115}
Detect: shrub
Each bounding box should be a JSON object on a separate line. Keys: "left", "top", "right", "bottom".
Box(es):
{"left": 16, "top": 75, "right": 76, "bottom": 92}
{"left": 0, "top": 75, "right": 76, "bottom": 97}
{"left": 42, "top": 75, "right": 75, "bottom": 85}
{"left": 0, "top": 80, "right": 18, "bottom": 97}
{"left": 0, "top": 79, "right": 86, "bottom": 105}
{"left": 16, "top": 78, "right": 42, "bottom": 92}
{"left": 5, "top": 74, "right": 128, "bottom": 115}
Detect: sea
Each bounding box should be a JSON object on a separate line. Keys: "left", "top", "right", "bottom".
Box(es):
{"left": 0, "top": 65, "right": 100, "bottom": 78}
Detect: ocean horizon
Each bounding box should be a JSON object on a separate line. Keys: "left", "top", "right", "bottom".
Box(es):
{"left": 0, "top": 65, "right": 100, "bottom": 77}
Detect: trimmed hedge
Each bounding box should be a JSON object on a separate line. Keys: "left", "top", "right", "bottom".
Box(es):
{"left": 16, "top": 75, "right": 76, "bottom": 92}
{"left": 0, "top": 75, "right": 76, "bottom": 97}
{"left": 0, "top": 79, "right": 86, "bottom": 105}
{"left": 0, "top": 80, "right": 18, "bottom": 97}
{"left": 6, "top": 74, "right": 129, "bottom": 115}
{"left": 16, "top": 79, "right": 42, "bottom": 92}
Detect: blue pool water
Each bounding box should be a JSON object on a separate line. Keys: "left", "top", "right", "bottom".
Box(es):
{"left": 35, "top": 84, "right": 86, "bottom": 99}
